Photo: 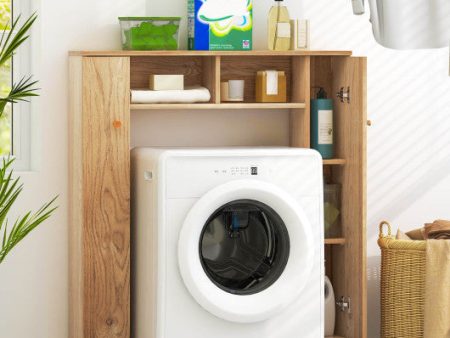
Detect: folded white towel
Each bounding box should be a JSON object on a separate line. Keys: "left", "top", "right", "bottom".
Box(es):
{"left": 131, "top": 86, "right": 211, "bottom": 104}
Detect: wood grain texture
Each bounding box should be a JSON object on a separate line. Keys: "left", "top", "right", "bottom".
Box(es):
{"left": 331, "top": 57, "right": 367, "bottom": 338}
{"left": 81, "top": 57, "right": 131, "bottom": 338}
{"left": 221, "top": 56, "right": 292, "bottom": 103}
{"left": 311, "top": 56, "right": 332, "bottom": 100}
{"left": 202, "top": 56, "right": 220, "bottom": 103}
{"left": 69, "top": 56, "right": 83, "bottom": 338}
{"left": 130, "top": 102, "right": 306, "bottom": 110}
{"left": 290, "top": 56, "right": 310, "bottom": 148}
{"left": 69, "top": 50, "right": 353, "bottom": 57}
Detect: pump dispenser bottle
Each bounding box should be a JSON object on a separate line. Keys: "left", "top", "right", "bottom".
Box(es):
{"left": 268, "top": 0, "right": 291, "bottom": 51}
{"left": 311, "top": 87, "right": 334, "bottom": 159}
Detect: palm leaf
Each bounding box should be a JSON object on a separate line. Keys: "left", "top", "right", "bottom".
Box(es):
{"left": 0, "top": 13, "right": 37, "bottom": 67}
{"left": 0, "top": 75, "right": 39, "bottom": 109}
{"left": 0, "top": 158, "right": 58, "bottom": 264}
{"left": 0, "top": 13, "right": 39, "bottom": 119}
{"left": 0, "top": 13, "right": 55, "bottom": 265}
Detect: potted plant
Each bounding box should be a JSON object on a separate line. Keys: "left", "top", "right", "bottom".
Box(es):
{"left": 0, "top": 13, "right": 57, "bottom": 264}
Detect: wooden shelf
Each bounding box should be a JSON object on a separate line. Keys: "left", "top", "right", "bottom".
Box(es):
{"left": 326, "top": 336, "right": 345, "bottom": 338}
{"left": 130, "top": 102, "right": 306, "bottom": 110}
{"left": 325, "top": 238, "right": 346, "bottom": 245}
{"left": 70, "top": 50, "right": 352, "bottom": 57}
{"left": 323, "top": 159, "right": 346, "bottom": 166}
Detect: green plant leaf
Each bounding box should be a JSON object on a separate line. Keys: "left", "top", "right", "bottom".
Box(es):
{"left": 0, "top": 13, "right": 37, "bottom": 67}
{"left": 0, "top": 158, "right": 58, "bottom": 264}
{"left": 0, "top": 12, "right": 55, "bottom": 264}
{"left": 0, "top": 14, "right": 40, "bottom": 119}
{"left": 0, "top": 75, "right": 39, "bottom": 108}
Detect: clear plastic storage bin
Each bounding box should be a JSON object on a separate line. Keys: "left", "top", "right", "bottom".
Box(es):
{"left": 119, "top": 17, "right": 181, "bottom": 50}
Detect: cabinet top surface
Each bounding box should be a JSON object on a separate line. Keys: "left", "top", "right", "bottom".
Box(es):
{"left": 68, "top": 50, "right": 353, "bottom": 57}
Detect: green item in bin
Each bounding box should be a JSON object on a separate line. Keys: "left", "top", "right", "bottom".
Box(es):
{"left": 124, "top": 22, "right": 178, "bottom": 50}
{"left": 119, "top": 17, "right": 181, "bottom": 50}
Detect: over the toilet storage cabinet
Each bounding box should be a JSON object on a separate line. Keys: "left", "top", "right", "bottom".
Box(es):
{"left": 69, "top": 50, "right": 367, "bottom": 338}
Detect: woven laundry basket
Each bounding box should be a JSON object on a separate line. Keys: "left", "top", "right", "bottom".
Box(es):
{"left": 378, "top": 221, "right": 427, "bottom": 338}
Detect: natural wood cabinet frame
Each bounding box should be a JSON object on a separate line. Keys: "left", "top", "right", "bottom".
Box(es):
{"left": 69, "top": 50, "right": 367, "bottom": 338}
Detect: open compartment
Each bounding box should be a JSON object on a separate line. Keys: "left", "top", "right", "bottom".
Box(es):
{"left": 220, "top": 55, "right": 299, "bottom": 104}
{"left": 130, "top": 55, "right": 219, "bottom": 104}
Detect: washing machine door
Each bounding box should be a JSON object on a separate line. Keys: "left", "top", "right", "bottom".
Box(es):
{"left": 178, "top": 179, "right": 314, "bottom": 323}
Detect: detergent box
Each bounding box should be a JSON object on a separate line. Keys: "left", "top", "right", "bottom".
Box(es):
{"left": 188, "top": 0, "right": 253, "bottom": 50}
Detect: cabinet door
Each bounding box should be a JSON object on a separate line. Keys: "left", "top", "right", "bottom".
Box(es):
{"left": 331, "top": 56, "right": 367, "bottom": 338}
{"left": 70, "top": 56, "right": 131, "bottom": 338}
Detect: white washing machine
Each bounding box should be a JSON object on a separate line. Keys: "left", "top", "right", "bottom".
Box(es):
{"left": 131, "top": 148, "right": 324, "bottom": 338}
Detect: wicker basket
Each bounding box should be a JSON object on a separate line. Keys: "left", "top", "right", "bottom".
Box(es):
{"left": 378, "top": 221, "right": 427, "bottom": 338}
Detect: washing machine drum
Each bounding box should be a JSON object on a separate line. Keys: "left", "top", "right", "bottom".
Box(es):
{"left": 178, "top": 180, "right": 314, "bottom": 323}
{"left": 200, "top": 200, "right": 290, "bottom": 296}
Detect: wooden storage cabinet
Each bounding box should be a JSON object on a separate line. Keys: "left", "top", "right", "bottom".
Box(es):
{"left": 69, "top": 50, "right": 366, "bottom": 338}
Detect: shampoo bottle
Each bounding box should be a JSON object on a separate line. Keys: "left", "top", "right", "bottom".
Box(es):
{"left": 268, "top": 0, "right": 291, "bottom": 51}
{"left": 311, "top": 87, "right": 334, "bottom": 159}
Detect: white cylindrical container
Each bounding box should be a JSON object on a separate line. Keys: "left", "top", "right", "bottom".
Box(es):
{"left": 228, "top": 80, "right": 245, "bottom": 101}
{"left": 324, "top": 276, "right": 336, "bottom": 336}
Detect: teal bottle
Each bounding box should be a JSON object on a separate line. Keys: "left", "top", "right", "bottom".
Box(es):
{"left": 311, "top": 87, "right": 334, "bottom": 159}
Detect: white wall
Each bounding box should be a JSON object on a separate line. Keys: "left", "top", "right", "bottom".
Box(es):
{"left": 0, "top": 0, "right": 448, "bottom": 337}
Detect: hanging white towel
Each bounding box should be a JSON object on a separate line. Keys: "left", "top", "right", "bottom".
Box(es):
{"left": 131, "top": 86, "right": 211, "bottom": 104}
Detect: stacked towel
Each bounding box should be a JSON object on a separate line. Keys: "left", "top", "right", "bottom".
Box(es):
{"left": 131, "top": 86, "right": 211, "bottom": 104}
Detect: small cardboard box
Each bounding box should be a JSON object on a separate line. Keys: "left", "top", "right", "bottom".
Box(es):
{"left": 149, "top": 75, "right": 184, "bottom": 91}
{"left": 188, "top": 0, "right": 253, "bottom": 51}
{"left": 255, "top": 71, "right": 287, "bottom": 103}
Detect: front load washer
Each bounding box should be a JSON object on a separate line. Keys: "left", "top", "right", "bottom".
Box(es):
{"left": 131, "top": 148, "right": 324, "bottom": 338}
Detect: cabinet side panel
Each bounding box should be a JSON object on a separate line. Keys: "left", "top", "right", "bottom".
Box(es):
{"left": 69, "top": 56, "right": 84, "bottom": 338}
{"left": 82, "top": 57, "right": 131, "bottom": 338}
{"left": 290, "top": 56, "right": 310, "bottom": 147}
{"left": 332, "top": 56, "right": 367, "bottom": 338}
{"left": 202, "top": 56, "right": 220, "bottom": 103}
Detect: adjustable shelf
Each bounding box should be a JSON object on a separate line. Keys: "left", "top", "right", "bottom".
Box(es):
{"left": 130, "top": 102, "right": 306, "bottom": 110}
{"left": 323, "top": 159, "right": 347, "bottom": 166}
{"left": 325, "top": 238, "right": 346, "bottom": 245}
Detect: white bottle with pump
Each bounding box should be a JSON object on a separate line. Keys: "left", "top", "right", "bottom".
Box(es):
{"left": 268, "top": 0, "right": 291, "bottom": 51}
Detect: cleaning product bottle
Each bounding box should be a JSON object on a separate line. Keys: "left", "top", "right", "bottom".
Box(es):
{"left": 268, "top": 0, "right": 291, "bottom": 51}
{"left": 311, "top": 87, "right": 334, "bottom": 159}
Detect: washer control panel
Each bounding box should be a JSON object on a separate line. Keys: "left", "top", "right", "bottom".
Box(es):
{"left": 213, "top": 165, "right": 259, "bottom": 177}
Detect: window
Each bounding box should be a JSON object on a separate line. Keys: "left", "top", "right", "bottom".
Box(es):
{"left": 0, "top": 0, "right": 32, "bottom": 170}
{"left": 0, "top": 0, "right": 12, "bottom": 156}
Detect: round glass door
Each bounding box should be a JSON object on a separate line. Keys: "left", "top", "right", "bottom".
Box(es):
{"left": 200, "top": 200, "right": 290, "bottom": 295}
{"left": 178, "top": 179, "right": 314, "bottom": 323}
